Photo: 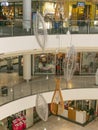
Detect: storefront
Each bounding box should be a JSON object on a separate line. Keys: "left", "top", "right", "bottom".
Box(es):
{"left": 0, "top": 0, "right": 97, "bottom": 28}
{"left": 33, "top": 53, "right": 55, "bottom": 75}
{"left": 60, "top": 100, "right": 97, "bottom": 125}
{"left": 0, "top": 105, "right": 51, "bottom": 130}
{"left": 1, "top": 51, "right": 98, "bottom": 76}
{"left": 80, "top": 52, "right": 98, "bottom": 74}
{"left": 0, "top": 2, "right": 23, "bottom": 20}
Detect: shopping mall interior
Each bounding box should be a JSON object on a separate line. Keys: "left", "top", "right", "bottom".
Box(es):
{"left": 0, "top": 0, "right": 98, "bottom": 130}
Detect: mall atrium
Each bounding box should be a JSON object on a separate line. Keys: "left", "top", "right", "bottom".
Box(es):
{"left": 0, "top": 0, "right": 98, "bottom": 130}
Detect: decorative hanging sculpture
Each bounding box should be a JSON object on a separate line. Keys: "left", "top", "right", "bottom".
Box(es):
{"left": 33, "top": 11, "right": 47, "bottom": 51}
{"left": 64, "top": 45, "right": 77, "bottom": 83}
{"left": 36, "top": 93, "right": 48, "bottom": 122}
{"left": 50, "top": 78, "right": 64, "bottom": 115}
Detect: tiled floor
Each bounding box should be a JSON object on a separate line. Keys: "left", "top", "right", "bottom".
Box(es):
{"left": 27, "top": 115, "right": 98, "bottom": 130}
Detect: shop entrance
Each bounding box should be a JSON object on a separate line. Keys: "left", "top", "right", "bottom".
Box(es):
{"left": 71, "top": 2, "right": 91, "bottom": 26}
{"left": 78, "top": 6, "right": 85, "bottom": 21}
{"left": 78, "top": 4, "right": 91, "bottom": 27}
{"left": 77, "top": 4, "right": 91, "bottom": 25}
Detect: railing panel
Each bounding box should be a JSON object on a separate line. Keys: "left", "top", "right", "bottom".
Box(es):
{"left": 0, "top": 75, "right": 96, "bottom": 106}
{"left": 0, "top": 19, "right": 98, "bottom": 37}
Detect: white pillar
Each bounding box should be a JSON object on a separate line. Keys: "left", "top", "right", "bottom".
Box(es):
{"left": 23, "top": 54, "right": 31, "bottom": 81}
{"left": 23, "top": 0, "right": 31, "bottom": 31}
{"left": 95, "top": 69, "right": 98, "bottom": 85}
{"left": 96, "top": 100, "right": 98, "bottom": 116}
{"left": 26, "top": 108, "right": 33, "bottom": 128}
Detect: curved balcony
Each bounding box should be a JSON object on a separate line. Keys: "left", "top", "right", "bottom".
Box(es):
{"left": 0, "top": 72, "right": 97, "bottom": 120}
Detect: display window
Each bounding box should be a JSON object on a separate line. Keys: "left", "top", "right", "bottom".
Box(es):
{"left": 95, "top": 4, "right": 98, "bottom": 20}
{"left": 74, "top": 52, "right": 80, "bottom": 75}
{"left": 1, "top": 2, "right": 23, "bottom": 21}
{"left": 56, "top": 52, "right": 80, "bottom": 76}
{"left": 81, "top": 52, "right": 98, "bottom": 74}
{"left": 56, "top": 52, "right": 65, "bottom": 75}
{"left": 14, "top": 2, "right": 23, "bottom": 19}
{"left": 1, "top": 2, "right": 14, "bottom": 20}
{"left": 61, "top": 100, "right": 97, "bottom": 125}
{"left": 34, "top": 53, "right": 55, "bottom": 74}
{"left": 7, "top": 111, "right": 26, "bottom": 130}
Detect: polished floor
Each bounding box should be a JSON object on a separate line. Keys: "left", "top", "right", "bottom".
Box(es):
{"left": 27, "top": 115, "right": 98, "bottom": 130}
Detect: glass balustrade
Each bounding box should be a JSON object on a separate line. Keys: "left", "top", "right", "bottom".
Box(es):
{"left": 0, "top": 19, "right": 98, "bottom": 37}
{"left": 0, "top": 75, "right": 96, "bottom": 106}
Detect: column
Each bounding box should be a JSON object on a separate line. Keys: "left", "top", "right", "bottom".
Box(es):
{"left": 23, "top": 0, "right": 32, "bottom": 31}
{"left": 96, "top": 100, "right": 98, "bottom": 116}
{"left": 26, "top": 108, "right": 33, "bottom": 128}
{"left": 23, "top": 54, "right": 31, "bottom": 81}
{"left": 95, "top": 69, "right": 98, "bottom": 85}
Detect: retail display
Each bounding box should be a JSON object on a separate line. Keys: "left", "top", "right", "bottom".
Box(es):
{"left": 34, "top": 53, "right": 55, "bottom": 74}
{"left": 36, "top": 93, "right": 48, "bottom": 121}
{"left": 12, "top": 116, "right": 26, "bottom": 130}
{"left": 81, "top": 52, "right": 98, "bottom": 74}
{"left": 7, "top": 113, "right": 26, "bottom": 130}
{"left": 50, "top": 78, "right": 64, "bottom": 115}
{"left": 60, "top": 100, "right": 96, "bottom": 125}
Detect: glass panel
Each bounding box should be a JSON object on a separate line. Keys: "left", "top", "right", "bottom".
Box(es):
{"left": 81, "top": 52, "right": 98, "bottom": 74}
{"left": 34, "top": 53, "right": 55, "bottom": 74}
